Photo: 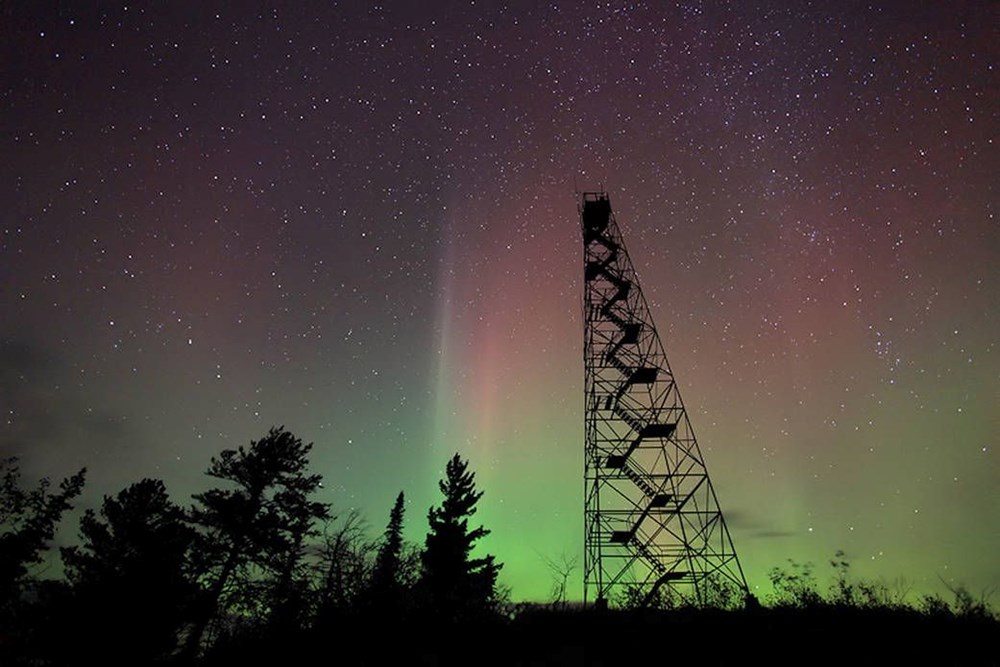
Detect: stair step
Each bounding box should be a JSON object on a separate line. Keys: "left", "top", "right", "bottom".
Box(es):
{"left": 628, "top": 367, "right": 658, "bottom": 384}
{"left": 650, "top": 493, "right": 671, "bottom": 507}
{"left": 641, "top": 423, "right": 676, "bottom": 438}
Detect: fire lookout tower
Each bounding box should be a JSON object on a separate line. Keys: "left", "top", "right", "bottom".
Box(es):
{"left": 581, "top": 192, "right": 748, "bottom": 606}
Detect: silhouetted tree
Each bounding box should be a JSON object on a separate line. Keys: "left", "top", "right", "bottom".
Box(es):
{"left": 421, "top": 454, "right": 502, "bottom": 619}
{"left": 312, "top": 510, "right": 374, "bottom": 630}
{"left": 0, "top": 457, "right": 85, "bottom": 607}
{"left": 541, "top": 552, "right": 579, "bottom": 608}
{"left": 361, "top": 491, "right": 417, "bottom": 618}
{"left": 371, "top": 492, "right": 405, "bottom": 593}
{"left": 265, "top": 478, "right": 327, "bottom": 632}
{"left": 184, "top": 427, "right": 329, "bottom": 655}
{"left": 60, "top": 478, "right": 195, "bottom": 664}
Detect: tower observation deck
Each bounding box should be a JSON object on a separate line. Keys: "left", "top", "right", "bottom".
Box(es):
{"left": 581, "top": 192, "right": 748, "bottom": 606}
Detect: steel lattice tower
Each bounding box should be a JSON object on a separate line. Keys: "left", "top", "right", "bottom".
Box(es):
{"left": 581, "top": 192, "right": 748, "bottom": 606}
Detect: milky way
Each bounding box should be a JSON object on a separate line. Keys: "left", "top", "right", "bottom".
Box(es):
{"left": 2, "top": 2, "right": 997, "bottom": 601}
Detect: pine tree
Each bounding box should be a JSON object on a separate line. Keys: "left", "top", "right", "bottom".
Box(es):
{"left": 184, "top": 427, "right": 329, "bottom": 655}
{"left": 421, "top": 454, "right": 502, "bottom": 619}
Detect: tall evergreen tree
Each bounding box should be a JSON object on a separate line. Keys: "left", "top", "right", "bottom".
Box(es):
{"left": 184, "top": 427, "right": 329, "bottom": 655}
{"left": 421, "top": 454, "right": 502, "bottom": 619}
{"left": 369, "top": 491, "right": 406, "bottom": 606}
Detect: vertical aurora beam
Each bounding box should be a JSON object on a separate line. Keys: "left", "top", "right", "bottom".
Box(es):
{"left": 423, "top": 185, "right": 589, "bottom": 600}
{"left": 428, "top": 202, "right": 504, "bottom": 485}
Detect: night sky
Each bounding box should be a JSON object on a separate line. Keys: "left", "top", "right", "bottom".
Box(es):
{"left": 2, "top": 2, "right": 997, "bottom": 603}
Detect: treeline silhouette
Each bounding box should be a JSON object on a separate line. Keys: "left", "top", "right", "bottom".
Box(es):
{"left": 1, "top": 427, "right": 503, "bottom": 665}
{"left": 2, "top": 427, "right": 997, "bottom": 666}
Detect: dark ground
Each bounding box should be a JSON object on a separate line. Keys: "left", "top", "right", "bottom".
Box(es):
{"left": 195, "top": 606, "right": 999, "bottom": 667}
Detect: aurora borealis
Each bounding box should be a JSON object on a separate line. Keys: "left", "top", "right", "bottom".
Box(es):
{"left": 1, "top": 2, "right": 997, "bottom": 603}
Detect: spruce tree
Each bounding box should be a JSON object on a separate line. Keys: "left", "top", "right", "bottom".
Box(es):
{"left": 371, "top": 491, "right": 405, "bottom": 595}
{"left": 421, "top": 454, "right": 501, "bottom": 619}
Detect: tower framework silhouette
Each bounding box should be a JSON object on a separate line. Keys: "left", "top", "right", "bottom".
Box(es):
{"left": 581, "top": 192, "right": 748, "bottom": 606}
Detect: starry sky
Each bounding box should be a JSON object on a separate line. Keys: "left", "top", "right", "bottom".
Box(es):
{"left": 2, "top": 2, "right": 997, "bottom": 603}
